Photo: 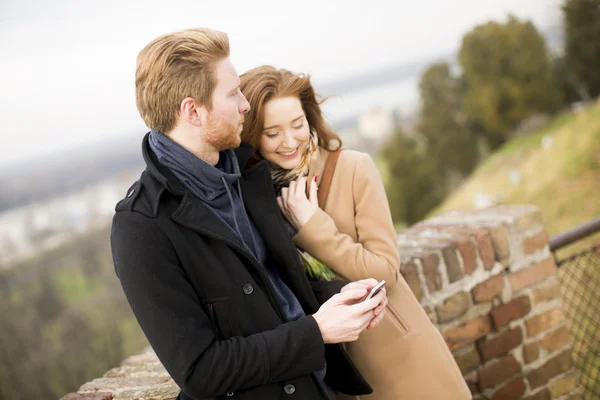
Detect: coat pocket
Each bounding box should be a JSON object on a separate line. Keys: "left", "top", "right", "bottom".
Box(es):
{"left": 203, "top": 297, "right": 232, "bottom": 340}
{"left": 385, "top": 302, "right": 411, "bottom": 336}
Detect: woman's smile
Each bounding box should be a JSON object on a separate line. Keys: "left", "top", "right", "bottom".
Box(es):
{"left": 278, "top": 147, "right": 300, "bottom": 158}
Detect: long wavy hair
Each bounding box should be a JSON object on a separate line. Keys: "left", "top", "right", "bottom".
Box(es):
{"left": 239, "top": 66, "right": 342, "bottom": 163}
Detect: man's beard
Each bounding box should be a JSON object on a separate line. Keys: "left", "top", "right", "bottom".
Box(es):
{"left": 203, "top": 112, "right": 243, "bottom": 152}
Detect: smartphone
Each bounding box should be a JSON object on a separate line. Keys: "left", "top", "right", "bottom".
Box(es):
{"left": 364, "top": 280, "right": 386, "bottom": 302}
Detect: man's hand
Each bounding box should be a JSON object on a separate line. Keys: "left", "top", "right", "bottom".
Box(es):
{"left": 341, "top": 279, "right": 388, "bottom": 330}
{"left": 312, "top": 288, "right": 383, "bottom": 343}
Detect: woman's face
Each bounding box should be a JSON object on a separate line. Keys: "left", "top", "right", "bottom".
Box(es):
{"left": 258, "top": 96, "right": 311, "bottom": 170}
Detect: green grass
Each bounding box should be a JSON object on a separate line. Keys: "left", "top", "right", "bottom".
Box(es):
{"left": 432, "top": 100, "right": 600, "bottom": 258}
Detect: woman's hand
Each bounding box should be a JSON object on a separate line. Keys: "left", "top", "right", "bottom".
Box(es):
{"left": 277, "top": 176, "right": 319, "bottom": 229}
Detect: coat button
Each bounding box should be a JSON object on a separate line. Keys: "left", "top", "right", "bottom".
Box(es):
{"left": 226, "top": 392, "right": 234, "bottom": 396}
{"left": 284, "top": 384, "right": 296, "bottom": 394}
{"left": 242, "top": 283, "right": 254, "bottom": 295}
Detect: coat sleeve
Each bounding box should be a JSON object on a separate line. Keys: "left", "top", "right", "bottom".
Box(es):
{"left": 111, "top": 212, "right": 326, "bottom": 398}
{"left": 294, "top": 152, "right": 400, "bottom": 291}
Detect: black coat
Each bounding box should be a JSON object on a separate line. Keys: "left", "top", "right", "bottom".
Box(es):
{"left": 110, "top": 134, "right": 371, "bottom": 400}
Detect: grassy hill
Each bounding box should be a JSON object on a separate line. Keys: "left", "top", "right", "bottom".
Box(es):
{"left": 431, "top": 100, "right": 600, "bottom": 258}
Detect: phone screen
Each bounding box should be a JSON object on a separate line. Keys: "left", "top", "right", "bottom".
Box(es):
{"left": 364, "top": 280, "right": 386, "bottom": 301}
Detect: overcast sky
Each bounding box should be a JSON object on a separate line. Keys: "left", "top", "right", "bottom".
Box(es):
{"left": 0, "top": 0, "right": 562, "bottom": 167}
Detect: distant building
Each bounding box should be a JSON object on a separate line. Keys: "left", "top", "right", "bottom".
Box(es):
{"left": 358, "top": 107, "right": 396, "bottom": 139}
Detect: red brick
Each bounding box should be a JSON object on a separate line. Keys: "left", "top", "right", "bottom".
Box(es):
{"left": 491, "top": 297, "right": 531, "bottom": 329}
{"left": 400, "top": 261, "right": 424, "bottom": 301}
{"left": 420, "top": 253, "right": 443, "bottom": 293}
{"left": 523, "top": 342, "right": 540, "bottom": 364}
{"left": 475, "top": 229, "right": 496, "bottom": 270}
{"left": 444, "top": 316, "right": 493, "bottom": 351}
{"left": 443, "top": 245, "right": 464, "bottom": 283}
{"left": 492, "top": 378, "right": 526, "bottom": 400}
{"left": 60, "top": 393, "right": 112, "bottom": 400}
{"left": 478, "top": 355, "right": 521, "bottom": 390}
{"left": 550, "top": 371, "right": 579, "bottom": 397}
{"left": 524, "top": 388, "right": 551, "bottom": 400}
{"left": 531, "top": 282, "right": 561, "bottom": 305}
{"left": 453, "top": 345, "right": 481, "bottom": 375}
{"left": 472, "top": 275, "right": 505, "bottom": 303}
{"left": 523, "top": 231, "right": 549, "bottom": 254}
{"left": 488, "top": 224, "right": 510, "bottom": 264}
{"left": 540, "top": 327, "right": 571, "bottom": 353}
{"left": 436, "top": 292, "right": 471, "bottom": 323}
{"left": 526, "top": 351, "right": 574, "bottom": 389}
{"left": 477, "top": 327, "right": 523, "bottom": 363}
{"left": 525, "top": 308, "right": 565, "bottom": 337}
{"left": 508, "top": 258, "right": 557, "bottom": 293}
{"left": 467, "top": 380, "right": 480, "bottom": 395}
{"left": 447, "top": 227, "right": 495, "bottom": 270}
{"left": 456, "top": 237, "right": 478, "bottom": 274}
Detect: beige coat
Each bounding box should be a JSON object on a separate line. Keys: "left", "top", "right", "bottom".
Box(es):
{"left": 294, "top": 147, "right": 471, "bottom": 400}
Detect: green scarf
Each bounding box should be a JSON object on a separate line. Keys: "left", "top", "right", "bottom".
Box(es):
{"left": 271, "top": 130, "right": 336, "bottom": 281}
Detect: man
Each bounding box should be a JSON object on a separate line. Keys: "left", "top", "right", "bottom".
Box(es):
{"left": 111, "top": 28, "right": 387, "bottom": 400}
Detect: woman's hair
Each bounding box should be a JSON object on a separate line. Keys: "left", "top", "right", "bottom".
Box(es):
{"left": 239, "top": 66, "right": 342, "bottom": 155}
{"left": 136, "top": 28, "right": 230, "bottom": 134}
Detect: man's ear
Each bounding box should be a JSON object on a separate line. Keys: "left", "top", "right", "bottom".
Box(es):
{"left": 180, "top": 97, "right": 208, "bottom": 128}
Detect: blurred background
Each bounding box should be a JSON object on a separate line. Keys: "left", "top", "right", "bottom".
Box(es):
{"left": 1, "top": 0, "right": 599, "bottom": 398}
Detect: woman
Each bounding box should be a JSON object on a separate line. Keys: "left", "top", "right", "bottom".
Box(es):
{"left": 239, "top": 66, "right": 471, "bottom": 400}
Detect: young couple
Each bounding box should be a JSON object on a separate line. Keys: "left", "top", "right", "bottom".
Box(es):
{"left": 111, "top": 28, "right": 470, "bottom": 400}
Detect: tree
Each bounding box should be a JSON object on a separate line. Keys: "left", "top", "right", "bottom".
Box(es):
{"left": 380, "top": 130, "right": 445, "bottom": 225}
{"left": 459, "top": 15, "right": 562, "bottom": 149}
{"left": 417, "top": 62, "right": 479, "bottom": 188}
{"left": 563, "top": 0, "right": 600, "bottom": 100}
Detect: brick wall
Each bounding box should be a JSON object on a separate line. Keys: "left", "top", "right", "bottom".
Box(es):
{"left": 402, "top": 205, "right": 582, "bottom": 400}
{"left": 62, "top": 205, "right": 582, "bottom": 400}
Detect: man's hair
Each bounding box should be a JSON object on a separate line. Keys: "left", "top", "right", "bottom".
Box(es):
{"left": 239, "top": 66, "right": 342, "bottom": 153}
{"left": 135, "top": 28, "right": 230, "bottom": 134}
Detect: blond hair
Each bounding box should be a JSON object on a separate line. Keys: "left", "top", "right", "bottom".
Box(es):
{"left": 135, "top": 28, "right": 230, "bottom": 134}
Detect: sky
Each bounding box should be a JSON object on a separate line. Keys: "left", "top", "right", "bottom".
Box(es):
{"left": 0, "top": 0, "right": 562, "bottom": 168}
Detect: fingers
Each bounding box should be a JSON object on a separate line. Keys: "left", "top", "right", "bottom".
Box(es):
{"left": 367, "top": 309, "right": 386, "bottom": 330}
{"left": 362, "top": 278, "right": 379, "bottom": 289}
{"left": 281, "top": 186, "right": 289, "bottom": 207}
{"left": 295, "top": 176, "right": 307, "bottom": 197}
{"left": 355, "top": 293, "right": 383, "bottom": 313}
{"left": 309, "top": 176, "right": 318, "bottom": 206}
{"left": 334, "top": 288, "right": 368, "bottom": 304}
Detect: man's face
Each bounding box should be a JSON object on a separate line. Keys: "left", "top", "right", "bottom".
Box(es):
{"left": 203, "top": 58, "right": 251, "bottom": 151}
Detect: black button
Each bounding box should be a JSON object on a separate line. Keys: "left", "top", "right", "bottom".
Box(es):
{"left": 242, "top": 283, "right": 254, "bottom": 295}
{"left": 226, "top": 392, "right": 234, "bottom": 397}
{"left": 284, "top": 384, "right": 296, "bottom": 394}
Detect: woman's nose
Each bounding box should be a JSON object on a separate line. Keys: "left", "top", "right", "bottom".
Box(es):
{"left": 282, "top": 132, "right": 298, "bottom": 148}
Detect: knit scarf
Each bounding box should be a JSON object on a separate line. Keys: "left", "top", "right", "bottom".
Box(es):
{"left": 270, "top": 130, "right": 336, "bottom": 281}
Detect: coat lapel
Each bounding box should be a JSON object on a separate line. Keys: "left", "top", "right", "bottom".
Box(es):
{"left": 171, "top": 192, "right": 245, "bottom": 252}
{"left": 240, "top": 161, "right": 320, "bottom": 312}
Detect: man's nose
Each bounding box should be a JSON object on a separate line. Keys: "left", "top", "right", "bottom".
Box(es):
{"left": 239, "top": 94, "right": 250, "bottom": 114}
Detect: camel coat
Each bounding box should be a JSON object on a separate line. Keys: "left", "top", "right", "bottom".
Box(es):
{"left": 294, "top": 147, "right": 472, "bottom": 400}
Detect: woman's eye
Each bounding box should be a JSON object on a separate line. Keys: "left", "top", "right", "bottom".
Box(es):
{"left": 293, "top": 123, "right": 304, "bottom": 129}
{"left": 266, "top": 132, "right": 279, "bottom": 138}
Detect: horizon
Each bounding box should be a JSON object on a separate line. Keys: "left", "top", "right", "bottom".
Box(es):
{"left": 0, "top": 0, "right": 562, "bottom": 168}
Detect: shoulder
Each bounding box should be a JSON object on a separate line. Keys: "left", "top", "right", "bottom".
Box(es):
{"left": 114, "top": 170, "right": 166, "bottom": 219}
{"left": 335, "top": 149, "right": 375, "bottom": 178}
